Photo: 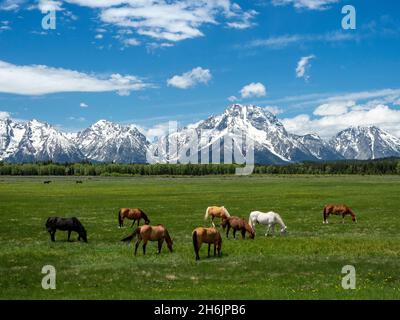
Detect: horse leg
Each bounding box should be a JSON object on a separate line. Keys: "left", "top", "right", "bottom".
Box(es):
{"left": 226, "top": 225, "right": 230, "bottom": 238}
{"left": 142, "top": 240, "right": 148, "bottom": 255}
{"left": 131, "top": 219, "right": 135, "bottom": 228}
{"left": 214, "top": 243, "right": 217, "bottom": 256}
{"left": 208, "top": 244, "right": 211, "bottom": 257}
{"left": 265, "top": 225, "right": 271, "bottom": 236}
{"left": 241, "top": 229, "right": 246, "bottom": 239}
{"left": 158, "top": 239, "right": 164, "bottom": 254}
{"left": 233, "top": 229, "right": 237, "bottom": 239}
{"left": 137, "top": 219, "right": 140, "bottom": 227}
{"left": 67, "top": 230, "right": 71, "bottom": 241}
{"left": 342, "top": 214, "right": 345, "bottom": 224}
{"left": 49, "top": 231, "right": 55, "bottom": 242}
{"left": 134, "top": 238, "right": 142, "bottom": 256}
{"left": 271, "top": 224, "right": 276, "bottom": 235}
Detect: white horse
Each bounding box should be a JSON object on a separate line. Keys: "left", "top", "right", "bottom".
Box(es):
{"left": 248, "top": 211, "right": 287, "bottom": 236}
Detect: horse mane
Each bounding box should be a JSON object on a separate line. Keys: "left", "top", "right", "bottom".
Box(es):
{"left": 223, "top": 207, "right": 231, "bottom": 217}
{"left": 140, "top": 209, "right": 150, "bottom": 221}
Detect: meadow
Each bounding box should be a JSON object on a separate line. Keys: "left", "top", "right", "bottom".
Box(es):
{"left": 0, "top": 175, "right": 399, "bottom": 299}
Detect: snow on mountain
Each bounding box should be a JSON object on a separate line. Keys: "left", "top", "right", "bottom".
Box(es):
{"left": 148, "top": 104, "right": 340, "bottom": 164}
{"left": 1, "top": 106, "right": 399, "bottom": 164}
{"left": 330, "top": 126, "right": 400, "bottom": 160}
{"left": 75, "top": 120, "right": 149, "bottom": 163}
{"left": 0, "top": 118, "right": 83, "bottom": 162}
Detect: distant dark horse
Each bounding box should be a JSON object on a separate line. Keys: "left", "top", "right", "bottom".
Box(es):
{"left": 43, "top": 181, "right": 52, "bottom": 184}
{"left": 45, "top": 217, "right": 87, "bottom": 242}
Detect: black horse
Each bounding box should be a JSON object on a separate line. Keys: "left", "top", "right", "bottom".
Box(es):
{"left": 45, "top": 217, "right": 87, "bottom": 242}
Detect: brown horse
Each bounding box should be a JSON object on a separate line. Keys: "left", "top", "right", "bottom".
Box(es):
{"left": 121, "top": 224, "right": 173, "bottom": 255}
{"left": 221, "top": 216, "right": 255, "bottom": 239}
{"left": 192, "top": 226, "right": 222, "bottom": 261}
{"left": 118, "top": 208, "right": 150, "bottom": 228}
{"left": 323, "top": 204, "right": 357, "bottom": 224}
{"left": 204, "top": 206, "right": 231, "bottom": 227}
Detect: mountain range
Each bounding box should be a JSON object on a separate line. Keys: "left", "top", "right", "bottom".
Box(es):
{"left": 1, "top": 104, "right": 400, "bottom": 164}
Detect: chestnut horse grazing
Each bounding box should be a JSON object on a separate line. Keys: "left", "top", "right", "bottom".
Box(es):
{"left": 192, "top": 226, "right": 222, "bottom": 261}
{"left": 221, "top": 216, "right": 255, "bottom": 239}
{"left": 323, "top": 204, "right": 357, "bottom": 224}
{"left": 204, "top": 206, "right": 231, "bottom": 226}
{"left": 118, "top": 208, "right": 150, "bottom": 228}
{"left": 121, "top": 224, "right": 173, "bottom": 255}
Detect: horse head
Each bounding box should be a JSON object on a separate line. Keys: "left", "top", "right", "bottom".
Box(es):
{"left": 280, "top": 226, "right": 288, "bottom": 235}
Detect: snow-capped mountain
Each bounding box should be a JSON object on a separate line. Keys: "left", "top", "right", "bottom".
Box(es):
{"left": 1, "top": 105, "right": 399, "bottom": 164}
{"left": 148, "top": 105, "right": 343, "bottom": 164}
{"left": 75, "top": 120, "right": 149, "bottom": 163}
{"left": 0, "top": 118, "right": 82, "bottom": 162}
{"left": 330, "top": 126, "right": 400, "bottom": 160}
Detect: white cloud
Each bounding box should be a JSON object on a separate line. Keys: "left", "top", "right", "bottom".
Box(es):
{"left": 0, "top": 111, "right": 11, "bottom": 119}
{"left": 94, "top": 33, "right": 103, "bottom": 39}
{"left": 282, "top": 103, "right": 400, "bottom": 138}
{"left": 228, "top": 95, "right": 238, "bottom": 102}
{"left": 123, "top": 38, "right": 140, "bottom": 46}
{"left": 167, "top": 67, "right": 211, "bottom": 89}
{"left": 57, "top": 0, "right": 257, "bottom": 43}
{"left": 272, "top": 0, "right": 339, "bottom": 10}
{"left": 135, "top": 122, "right": 171, "bottom": 142}
{"left": 80, "top": 102, "right": 89, "bottom": 108}
{"left": 38, "top": 0, "right": 63, "bottom": 12}
{"left": 248, "top": 31, "right": 357, "bottom": 49}
{"left": 263, "top": 105, "right": 283, "bottom": 115}
{"left": 68, "top": 116, "right": 86, "bottom": 122}
{"left": 0, "top": 0, "right": 25, "bottom": 11}
{"left": 240, "top": 82, "right": 266, "bottom": 99}
{"left": 0, "top": 59, "right": 150, "bottom": 96}
{"left": 313, "top": 100, "right": 355, "bottom": 116}
{"left": 296, "top": 55, "right": 315, "bottom": 80}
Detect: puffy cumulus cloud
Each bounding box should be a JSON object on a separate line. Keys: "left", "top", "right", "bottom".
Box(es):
{"left": 296, "top": 55, "right": 315, "bottom": 80}
{"left": 263, "top": 105, "right": 283, "bottom": 115}
{"left": 282, "top": 103, "right": 400, "bottom": 139}
{"left": 167, "top": 67, "right": 211, "bottom": 89}
{"left": 80, "top": 102, "right": 89, "bottom": 108}
{"left": 240, "top": 82, "right": 266, "bottom": 99}
{"left": 313, "top": 100, "right": 355, "bottom": 116}
{"left": 0, "top": 59, "right": 150, "bottom": 96}
{"left": 271, "top": 0, "right": 340, "bottom": 10}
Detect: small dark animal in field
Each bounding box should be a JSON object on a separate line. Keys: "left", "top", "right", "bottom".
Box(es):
{"left": 118, "top": 208, "right": 150, "bottom": 228}
{"left": 45, "top": 217, "right": 87, "bottom": 242}
{"left": 121, "top": 224, "right": 173, "bottom": 256}
{"left": 43, "top": 180, "right": 52, "bottom": 184}
{"left": 221, "top": 216, "right": 255, "bottom": 239}
{"left": 323, "top": 204, "right": 357, "bottom": 224}
{"left": 76, "top": 180, "right": 83, "bottom": 184}
{"left": 192, "top": 226, "right": 222, "bottom": 261}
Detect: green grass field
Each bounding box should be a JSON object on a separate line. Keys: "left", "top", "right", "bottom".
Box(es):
{"left": 0, "top": 175, "right": 399, "bottom": 299}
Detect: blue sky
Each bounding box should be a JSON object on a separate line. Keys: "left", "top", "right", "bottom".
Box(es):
{"left": 0, "top": 0, "right": 399, "bottom": 139}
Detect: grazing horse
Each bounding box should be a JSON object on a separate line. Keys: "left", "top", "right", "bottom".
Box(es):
{"left": 192, "top": 226, "right": 222, "bottom": 261}
{"left": 121, "top": 225, "right": 173, "bottom": 256}
{"left": 221, "top": 216, "right": 255, "bottom": 239}
{"left": 45, "top": 217, "right": 87, "bottom": 242}
{"left": 323, "top": 204, "right": 357, "bottom": 224}
{"left": 249, "top": 211, "right": 287, "bottom": 236}
{"left": 118, "top": 208, "right": 150, "bottom": 228}
{"left": 76, "top": 180, "right": 83, "bottom": 184}
{"left": 43, "top": 180, "right": 52, "bottom": 184}
{"left": 204, "top": 206, "right": 231, "bottom": 226}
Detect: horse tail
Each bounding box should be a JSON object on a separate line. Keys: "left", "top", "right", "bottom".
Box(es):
{"left": 121, "top": 227, "right": 140, "bottom": 242}
{"left": 204, "top": 207, "right": 210, "bottom": 220}
{"left": 322, "top": 205, "right": 328, "bottom": 222}
{"left": 223, "top": 207, "right": 231, "bottom": 217}
{"left": 192, "top": 230, "right": 199, "bottom": 253}
{"left": 118, "top": 209, "right": 123, "bottom": 227}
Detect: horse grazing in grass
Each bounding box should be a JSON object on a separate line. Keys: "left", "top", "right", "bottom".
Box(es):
{"left": 45, "top": 217, "right": 87, "bottom": 242}
{"left": 249, "top": 211, "right": 287, "bottom": 236}
{"left": 221, "top": 216, "right": 255, "bottom": 239}
{"left": 323, "top": 204, "right": 357, "bottom": 224}
{"left": 192, "top": 226, "right": 222, "bottom": 261}
{"left": 121, "top": 225, "right": 173, "bottom": 256}
{"left": 118, "top": 208, "right": 150, "bottom": 228}
{"left": 204, "top": 206, "right": 231, "bottom": 226}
